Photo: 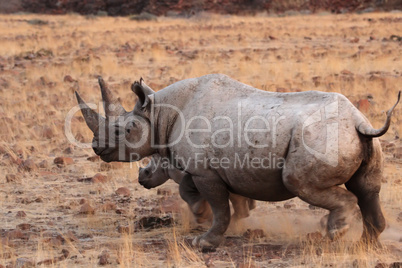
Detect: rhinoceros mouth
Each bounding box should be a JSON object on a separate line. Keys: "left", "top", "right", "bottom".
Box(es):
{"left": 94, "top": 147, "right": 115, "bottom": 157}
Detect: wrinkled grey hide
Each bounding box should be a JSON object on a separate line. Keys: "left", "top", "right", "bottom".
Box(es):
{"left": 138, "top": 154, "right": 256, "bottom": 223}
{"left": 76, "top": 74, "right": 400, "bottom": 249}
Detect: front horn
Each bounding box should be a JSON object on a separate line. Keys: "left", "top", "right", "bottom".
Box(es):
{"left": 98, "top": 77, "right": 126, "bottom": 117}
{"left": 75, "top": 91, "right": 105, "bottom": 133}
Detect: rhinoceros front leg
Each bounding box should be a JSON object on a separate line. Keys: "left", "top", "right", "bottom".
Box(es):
{"left": 190, "top": 175, "right": 230, "bottom": 249}
{"left": 179, "top": 175, "right": 212, "bottom": 223}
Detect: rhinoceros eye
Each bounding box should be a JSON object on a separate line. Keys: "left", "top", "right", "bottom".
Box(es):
{"left": 126, "top": 122, "right": 135, "bottom": 134}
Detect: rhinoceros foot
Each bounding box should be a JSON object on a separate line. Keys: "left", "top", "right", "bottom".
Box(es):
{"left": 190, "top": 199, "right": 213, "bottom": 224}
{"left": 192, "top": 232, "right": 224, "bottom": 250}
{"left": 328, "top": 224, "right": 350, "bottom": 240}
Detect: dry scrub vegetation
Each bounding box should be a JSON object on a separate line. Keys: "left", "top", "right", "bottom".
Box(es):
{"left": 0, "top": 12, "right": 401, "bottom": 267}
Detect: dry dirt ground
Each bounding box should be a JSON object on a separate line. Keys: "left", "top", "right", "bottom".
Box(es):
{"left": 0, "top": 12, "right": 401, "bottom": 267}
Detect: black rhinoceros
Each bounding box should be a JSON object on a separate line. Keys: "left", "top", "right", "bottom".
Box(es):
{"left": 76, "top": 74, "right": 400, "bottom": 249}
{"left": 138, "top": 153, "right": 256, "bottom": 223}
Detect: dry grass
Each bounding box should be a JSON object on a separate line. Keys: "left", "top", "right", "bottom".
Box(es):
{"left": 0, "top": 12, "right": 401, "bottom": 267}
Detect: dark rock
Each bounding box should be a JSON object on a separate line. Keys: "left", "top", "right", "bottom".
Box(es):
{"left": 134, "top": 215, "right": 174, "bottom": 231}
{"left": 54, "top": 156, "right": 74, "bottom": 167}
{"left": 306, "top": 231, "right": 323, "bottom": 241}
{"left": 98, "top": 250, "right": 110, "bottom": 265}
{"left": 79, "top": 203, "right": 95, "bottom": 215}
{"left": 63, "top": 75, "right": 76, "bottom": 83}
{"left": 16, "top": 211, "right": 27, "bottom": 218}
{"left": 20, "top": 159, "right": 37, "bottom": 172}
{"left": 115, "top": 187, "right": 130, "bottom": 197}
{"left": 283, "top": 201, "right": 293, "bottom": 209}
{"left": 38, "top": 160, "right": 49, "bottom": 169}
{"left": 7, "top": 229, "right": 24, "bottom": 239}
{"left": 6, "top": 174, "right": 18, "bottom": 183}
{"left": 17, "top": 223, "right": 32, "bottom": 231}
{"left": 87, "top": 155, "right": 100, "bottom": 162}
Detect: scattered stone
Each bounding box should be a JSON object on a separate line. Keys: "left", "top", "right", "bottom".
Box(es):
{"left": 79, "top": 203, "right": 95, "bottom": 215}
{"left": 17, "top": 223, "right": 32, "bottom": 231}
{"left": 243, "top": 229, "right": 265, "bottom": 240}
{"left": 79, "top": 198, "right": 87, "bottom": 205}
{"left": 134, "top": 215, "right": 174, "bottom": 231}
{"left": 306, "top": 231, "right": 323, "bottom": 241}
{"left": 63, "top": 147, "right": 73, "bottom": 154}
{"left": 16, "top": 211, "right": 27, "bottom": 218}
{"left": 78, "top": 173, "right": 108, "bottom": 183}
{"left": 117, "top": 225, "right": 130, "bottom": 234}
{"left": 6, "top": 174, "right": 18, "bottom": 183}
{"left": 312, "top": 76, "right": 321, "bottom": 87}
{"left": 283, "top": 201, "right": 293, "bottom": 209}
{"left": 389, "top": 262, "right": 402, "bottom": 268}
{"left": 341, "top": 69, "right": 353, "bottom": 75}
{"left": 101, "top": 202, "right": 116, "bottom": 211}
{"left": 54, "top": 156, "right": 74, "bottom": 167}
{"left": 41, "top": 126, "right": 53, "bottom": 139}
{"left": 63, "top": 75, "right": 76, "bottom": 83}
{"left": 7, "top": 229, "right": 24, "bottom": 239}
{"left": 115, "top": 187, "right": 131, "bottom": 197}
{"left": 98, "top": 250, "right": 111, "bottom": 265}
{"left": 91, "top": 173, "right": 108, "bottom": 183}
{"left": 115, "top": 209, "right": 127, "bottom": 214}
{"left": 20, "top": 159, "right": 37, "bottom": 172}
{"left": 87, "top": 155, "right": 100, "bottom": 162}
{"left": 390, "top": 35, "right": 402, "bottom": 42}
{"left": 38, "top": 160, "right": 49, "bottom": 169}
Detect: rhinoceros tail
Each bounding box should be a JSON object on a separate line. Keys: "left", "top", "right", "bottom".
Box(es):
{"left": 356, "top": 91, "right": 400, "bottom": 138}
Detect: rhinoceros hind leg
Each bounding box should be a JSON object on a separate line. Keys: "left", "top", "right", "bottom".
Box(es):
{"left": 283, "top": 173, "right": 358, "bottom": 240}
{"left": 191, "top": 175, "right": 230, "bottom": 249}
{"left": 345, "top": 166, "right": 385, "bottom": 247}
{"left": 229, "top": 193, "right": 251, "bottom": 220}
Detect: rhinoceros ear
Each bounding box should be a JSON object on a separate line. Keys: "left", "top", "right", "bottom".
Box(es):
{"left": 131, "top": 78, "right": 155, "bottom": 109}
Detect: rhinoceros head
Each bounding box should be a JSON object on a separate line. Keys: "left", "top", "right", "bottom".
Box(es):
{"left": 138, "top": 154, "right": 170, "bottom": 189}
{"left": 75, "top": 77, "right": 156, "bottom": 162}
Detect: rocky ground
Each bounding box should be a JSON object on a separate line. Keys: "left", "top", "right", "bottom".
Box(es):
{"left": 0, "top": 12, "right": 401, "bottom": 267}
